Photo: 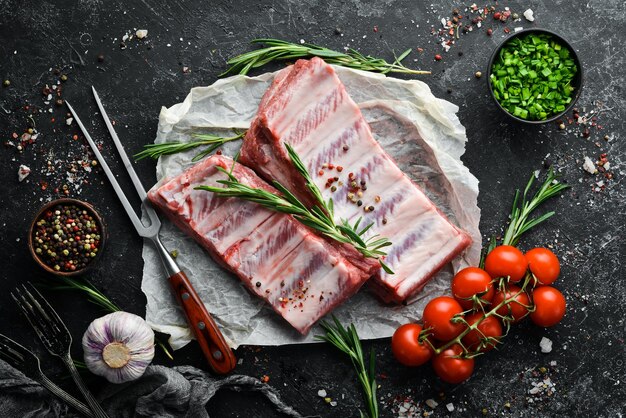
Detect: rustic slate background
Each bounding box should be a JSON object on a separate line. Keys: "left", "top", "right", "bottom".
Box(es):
{"left": 0, "top": 0, "right": 624, "bottom": 417}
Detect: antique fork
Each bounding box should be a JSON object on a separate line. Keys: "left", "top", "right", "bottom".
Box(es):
{"left": 12, "top": 283, "right": 110, "bottom": 418}
{"left": 64, "top": 89, "right": 236, "bottom": 374}
{"left": 0, "top": 333, "right": 94, "bottom": 417}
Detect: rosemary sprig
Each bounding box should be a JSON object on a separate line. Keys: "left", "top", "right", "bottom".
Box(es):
{"left": 316, "top": 316, "right": 378, "bottom": 418}
{"left": 134, "top": 131, "right": 245, "bottom": 162}
{"left": 221, "top": 38, "right": 430, "bottom": 77}
{"left": 502, "top": 167, "right": 569, "bottom": 246}
{"left": 45, "top": 276, "right": 174, "bottom": 360}
{"left": 478, "top": 168, "right": 569, "bottom": 268}
{"left": 195, "top": 145, "right": 393, "bottom": 273}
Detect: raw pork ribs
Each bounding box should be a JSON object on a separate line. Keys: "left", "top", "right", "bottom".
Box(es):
{"left": 240, "top": 57, "right": 471, "bottom": 303}
{"left": 148, "top": 155, "right": 378, "bottom": 334}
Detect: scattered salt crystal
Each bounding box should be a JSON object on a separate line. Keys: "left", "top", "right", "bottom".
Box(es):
{"left": 299, "top": 39, "right": 305, "bottom": 44}
{"left": 529, "top": 386, "right": 542, "bottom": 395}
{"left": 583, "top": 156, "right": 597, "bottom": 174}
{"left": 540, "top": 337, "right": 553, "bottom": 353}
{"left": 136, "top": 29, "right": 148, "bottom": 39}
{"left": 514, "top": 27, "right": 524, "bottom": 32}
{"left": 66, "top": 117, "right": 73, "bottom": 126}
{"left": 425, "top": 399, "right": 438, "bottom": 408}
{"left": 317, "top": 389, "right": 327, "bottom": 397}
{"left": 440, "top": 17, "right": 447, "bottom": 27}
{"left": 604, "top": 162, "right": 611, "bottom": 170}
{"left": 18, "top": 164, "right": 31, "bottom": 182}
{"left": 550, "top": 360, "right": 557, "bottom": 366}
{"left": 523, "top": 9, "right": 535, "bottom": 22}
{"left": 446, "top": 403, "right": 454, "bottom": 412}
{"left": 330, "top": 401, "right": 337, "bottom": 407}
{"left": 122, "top": 34, "right": 129, "bottom": 42}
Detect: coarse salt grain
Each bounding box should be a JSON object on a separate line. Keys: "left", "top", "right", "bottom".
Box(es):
{"left": 136, "top": 29, "right": 148, "bottom": 39}
{"left": 583, "top": 156, "right": 597, "bottom": 174}
{"left": 317, "top": 389, "right": 327, "bottom": 397}
{"left": 540, "top": 337, "right": 552, "bottom": 353}
{"left": 523, "top": 9, "right": 535, "bottom": 22}
{"left": 446, "top": 403, "right": 454, "bottom": 412}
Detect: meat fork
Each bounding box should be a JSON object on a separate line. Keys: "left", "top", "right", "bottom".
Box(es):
{"left": 65, "top": 88, "right": 236, "bottom": 374}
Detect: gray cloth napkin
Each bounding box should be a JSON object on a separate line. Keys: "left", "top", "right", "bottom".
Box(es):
{"left": 0, "top": 360, "right": 302, "bottom": 418}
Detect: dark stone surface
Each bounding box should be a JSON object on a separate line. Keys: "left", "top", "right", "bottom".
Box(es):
{"left": 0, "top": 0, "right": 624, "bottom": 417}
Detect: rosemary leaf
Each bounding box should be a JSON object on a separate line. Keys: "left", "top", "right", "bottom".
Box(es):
{"left": 134, "top": 131, "right": 245, "bottom": 162}
{"left": 221, "top": 38, "right": 430, "bottom": 77}
{"left": 316, "top": 316, "right": 378, "bottom": 418}
{"left": 502, "top": 168, "right": 569, "bottom": 247}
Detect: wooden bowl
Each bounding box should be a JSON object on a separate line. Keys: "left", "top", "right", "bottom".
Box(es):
{"left": 28, "top": 198, "right": 107, "bottom": 277}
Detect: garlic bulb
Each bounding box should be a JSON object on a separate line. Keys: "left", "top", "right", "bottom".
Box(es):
{"left": 82, "top": 311, "right": 155, "bottom": 384}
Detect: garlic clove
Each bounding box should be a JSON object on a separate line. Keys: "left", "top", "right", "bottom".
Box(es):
{"left": 82, "top": 311, "right": 155, "bottom": 384}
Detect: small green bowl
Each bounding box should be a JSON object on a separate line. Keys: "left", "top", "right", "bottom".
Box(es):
{"left": 487, "top": 28, "right": 583, "bottom": 124}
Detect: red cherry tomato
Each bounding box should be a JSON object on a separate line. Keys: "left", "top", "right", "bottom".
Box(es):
{"left": 461, "top": 312, "right": 503, "bottom": 352}
{"left": 530, "top": 286, "right": 566, "bottom": 327}
{"left": 492, "top": 285, "right": 531, "bottom": 323}
{"left": 432, "top": 344, "right": 474, "bottom": 384}
{"left": 391, "top": 324, "right": 434, "bottom": 366}
{"left": 484, "top": 245, "right": 528, "bottom": 282}
{"left": 423, "top": 296, "right": 465, "bottom": 341}
{"left": 451, "top": 267, "right": 495, "bottom": 309}
{"left": 525, "top": 248, "right": 560, "bottom": 285}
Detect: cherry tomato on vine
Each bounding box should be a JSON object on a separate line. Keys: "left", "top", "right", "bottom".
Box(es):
{"left": 493, "top": 285, "right": 531, "bottom": 323}
{"left": 525, "top": 248, "right": 560, "bottom": 286}
{"left": 484, "top": 245, "right": 528, "bottom": 282}
{"left": 391, "top": 323, "right": 434, "bottom": 366}
{"left": 423, "top": 296, "right": 465, "bottom": 341}
{"left": 530, "top": 286, "right": 566, "bottom": 327}
{"left": 451, "top": 267, "right": 495, "bottom": 309}
{"left": 432, "top": 344, "right": 475, "bottom": 384}
{"left": 461, "top": 312, "right": 503, "bottom": 352}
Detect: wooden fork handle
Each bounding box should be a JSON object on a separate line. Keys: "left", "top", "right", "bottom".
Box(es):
{"left": 168, "top": 271, "right": 236, "bottom": 374}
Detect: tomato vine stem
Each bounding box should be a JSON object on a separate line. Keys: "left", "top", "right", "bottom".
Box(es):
{"left": 427, "top": 274, "right": 535, "bottom": 357}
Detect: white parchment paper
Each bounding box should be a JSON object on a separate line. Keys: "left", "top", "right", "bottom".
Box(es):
{"left": 141, "top": 66, "right": 481, "bottom": 349}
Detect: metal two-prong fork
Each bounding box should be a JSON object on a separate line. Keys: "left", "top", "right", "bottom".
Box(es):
{"left": 12, "top": 283, "right": 110, "bottom": 418}
{"left": 64, "top": 88, "right": 236, "bottom": 375}
{"left": 0, "top": 333, "right": 94, "bottom": 417}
